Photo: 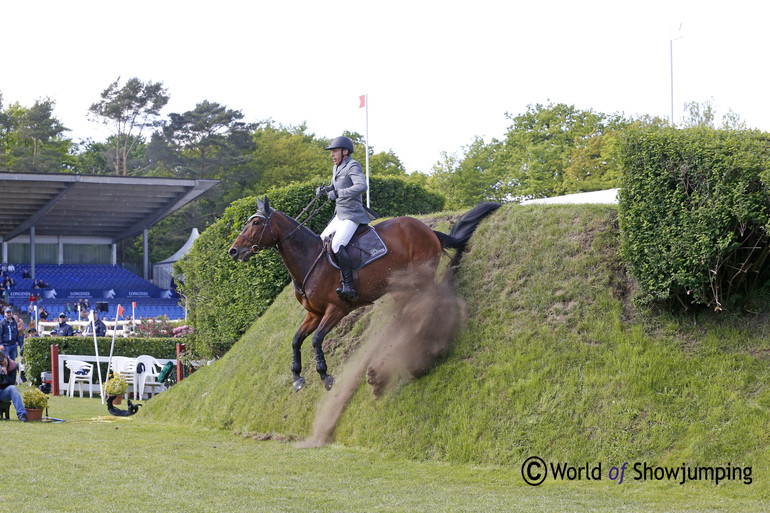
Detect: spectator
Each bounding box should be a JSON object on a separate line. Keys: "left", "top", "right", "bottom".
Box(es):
{"left": 0, "top": 350, "right": 27, "bottom": 422}
{"left": 13, "top": 314, "right": 24, "bottom": 357}
{"left": 50, "top": 313, "right": 74, "bottom": 337}
{"left": 0, "top": 307, "right": 22, "bottom": 361}
{"left": 22, "top": 269, "right": 30, "bottom": 279}
{"left": 7, "top": 263, "right": 14, "bottom": 273}
{"left": 26, "top": 327, "right": 39, "bottom": 338}
{"left": 39, "top": 306, "right": 49, "bottom": 321}
{"left": 83, "top": 311, "right": 107, "bottom": 337}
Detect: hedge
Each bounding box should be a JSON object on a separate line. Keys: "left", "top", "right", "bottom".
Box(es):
{"left": 175, "top": 177, "right": 445, "bottom": 357}
{"left": 24, "top": 336, "right": 178, "bottom": 386}
{"left": 618, "top": 125, "right": 770, "bottom": 309}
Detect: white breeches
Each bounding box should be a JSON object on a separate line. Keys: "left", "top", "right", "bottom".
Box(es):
{"left": 320, "top": 216, "right": 358, "bottom": 252}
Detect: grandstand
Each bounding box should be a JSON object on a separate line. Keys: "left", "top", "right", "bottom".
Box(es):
{"left": 0, "top": 173, "right": 217, "bottom": 323}
{"left": 3, "top": 264, "right": 185, "bottom": 321}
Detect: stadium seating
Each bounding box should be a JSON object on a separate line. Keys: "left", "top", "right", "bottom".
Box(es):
{"left": 3, "top": 264, "right": 185, "bottom": 321}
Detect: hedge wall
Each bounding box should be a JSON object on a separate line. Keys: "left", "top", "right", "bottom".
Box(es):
{"left": 176, "top": 177, "right": 444, "bottom": 357}
{"left": 618, "top": 126, "right": 770, "bottom": 309}
{"left": 24, "top": 336, "right": 177, "bottom": 386}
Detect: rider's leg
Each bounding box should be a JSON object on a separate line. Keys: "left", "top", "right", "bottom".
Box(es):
{"left": 331, "top": 220, "right": 359, "bottom": 301}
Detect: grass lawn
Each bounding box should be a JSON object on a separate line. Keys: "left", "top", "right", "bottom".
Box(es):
{"left": 3, "top": 392, "right": 765, "bottom": 513}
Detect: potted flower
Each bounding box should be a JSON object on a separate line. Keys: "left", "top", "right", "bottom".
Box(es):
{"left": 23, "top": 389, "right": 49, "bottom": 421}
{"left": 103, "top": 372, "right": 128, "bottom": 404}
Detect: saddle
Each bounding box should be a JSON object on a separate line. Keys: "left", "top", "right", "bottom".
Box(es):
{"left": 326, "top": 225, "right": 388, "bottom": 270}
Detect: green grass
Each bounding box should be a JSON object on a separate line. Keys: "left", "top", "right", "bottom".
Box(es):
{"left": 4, "top": 395, "right": 767, "bottom": 512}
{"left": 133, "top": 203, "right": 770, "bottom": 507}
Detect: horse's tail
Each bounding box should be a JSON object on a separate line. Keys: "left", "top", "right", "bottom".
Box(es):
{"left": 434, "top": 202, "right": 501, "bottom": 267}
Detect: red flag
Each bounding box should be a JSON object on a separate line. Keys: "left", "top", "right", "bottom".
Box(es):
{"left": 132, "top": 301, "right": 136, "bottom": 308}
{"left": 359, "top": 95, "right": 366, "bottom": 108}
{"left": 117, "top": 305, "right": 125, "bottom": 318}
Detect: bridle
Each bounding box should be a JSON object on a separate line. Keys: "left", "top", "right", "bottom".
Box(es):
{"left": 235, "top": 195, "right": 330, "bottom": 254}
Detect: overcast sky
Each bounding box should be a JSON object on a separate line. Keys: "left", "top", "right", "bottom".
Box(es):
{"left": 3, "top": 0, "right": 768, "bottom": 173}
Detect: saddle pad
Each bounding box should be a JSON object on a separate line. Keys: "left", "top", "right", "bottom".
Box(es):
{"left": 327, "top": 226, "right": 388, "bottom": 270}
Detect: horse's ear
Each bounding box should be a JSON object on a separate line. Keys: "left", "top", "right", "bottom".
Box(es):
{"left": 257, "top": 197, "right": 264, "bottom": 211}
{"left": 263, "top": 196, "right": 271, "bottom": 213}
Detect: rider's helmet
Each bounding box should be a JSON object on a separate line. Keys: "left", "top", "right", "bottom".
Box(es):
{"left": 325, "top": 136, "right": 355, "bottom": 154}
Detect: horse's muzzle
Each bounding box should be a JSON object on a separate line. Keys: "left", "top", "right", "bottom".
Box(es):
{"left": 228, "top": 246, "right": 251, "bottom": 262}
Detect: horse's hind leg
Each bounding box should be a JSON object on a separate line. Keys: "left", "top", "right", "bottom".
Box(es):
{"left": 292, "top": 312, "right": 321, "bottom": 391}
{"left": 311, "top": 305, "right": 348, "bottom": 391}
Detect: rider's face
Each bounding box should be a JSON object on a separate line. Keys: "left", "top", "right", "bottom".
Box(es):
{"left": 331, "top": 148, "right": 345, "bottom": 166}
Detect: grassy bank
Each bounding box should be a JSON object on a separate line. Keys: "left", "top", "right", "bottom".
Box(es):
{"left": 142, "top": 204, "right": 770, "bottom": 497}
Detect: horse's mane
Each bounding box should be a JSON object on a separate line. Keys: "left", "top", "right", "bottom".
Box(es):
{"left": 267, "top": 208, "right": 322, "bottom": 240}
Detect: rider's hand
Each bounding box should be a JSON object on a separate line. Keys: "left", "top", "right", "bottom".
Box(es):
{"left": 326, "top": 189, "right": 337, "bottom": 201}
{"left": 316, "top": 185, "right": 326, "bottom": 196}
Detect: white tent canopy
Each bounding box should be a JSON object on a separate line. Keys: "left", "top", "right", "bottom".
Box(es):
{"left": 153, "top": 228, "right": 199, "bottom": 288}
{"left": 520, "top": 188, "right": 619, "bottom": 205}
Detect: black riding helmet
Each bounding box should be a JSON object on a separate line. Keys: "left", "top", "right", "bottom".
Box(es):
{"left": 325, "top": 136, "right": 354, "bottom": 155}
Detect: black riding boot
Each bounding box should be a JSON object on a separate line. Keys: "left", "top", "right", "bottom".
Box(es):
{"left": 334, "top": 245, "right": 358, "bottom": 301}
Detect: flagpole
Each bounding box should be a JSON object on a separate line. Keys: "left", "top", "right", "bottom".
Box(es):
{"left": 364, "top": 93, "right": 370, "bottom": 208}
{"left": 88, "top": 309, "right": 105, "bottom": 404}
{"left": 107, "top": 305, "right": 123, "bottom": 403}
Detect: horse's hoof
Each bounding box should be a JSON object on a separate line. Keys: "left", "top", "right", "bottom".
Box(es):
{"left": 293, "top": 377, "right": 306, "bottom": 392}
{"left": 322, "top": 375, "right": 335, "bottom": 391}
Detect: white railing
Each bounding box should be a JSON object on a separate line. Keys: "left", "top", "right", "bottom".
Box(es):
{"left": 37, "top": 320, "right": 139, "bottom": 337}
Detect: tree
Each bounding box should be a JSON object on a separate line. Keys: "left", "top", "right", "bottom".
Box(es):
{"left": 148, "top": 100, "right": 255, "bottom": 180}
{"left": 0, "top": 98, "right": 72, "bottom": 173}
{"left": 89, "top": 77, "right": 169, "bottom": 175}
{"left": 369, "top": 149, "right": 407, "bottom": 177}
{"left": 247, "top": 123, "right": 329, "bottom": 197}
{"left": 425, "top": 151, "right": 463, "bottom": 208}
{"left": 497, "top": 102, "right": 629, "bottom": 199}
{"left": 683, "top": 98, "right": 746, "bottom": 130}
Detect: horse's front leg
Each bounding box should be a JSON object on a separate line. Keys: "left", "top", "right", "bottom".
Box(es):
{"left": 292, "top": 312, "right": 322, "bottom": 391}
{"left": 312, "top": 305, "right": 349, "bottom": 391}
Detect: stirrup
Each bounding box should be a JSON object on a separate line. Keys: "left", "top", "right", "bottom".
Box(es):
{"left": 336, "top": 282, "right": 358, "bottom": 301}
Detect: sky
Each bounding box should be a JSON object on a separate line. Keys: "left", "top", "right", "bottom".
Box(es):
{"left": 2, "top": 0, "right": 769, "bottom": 174}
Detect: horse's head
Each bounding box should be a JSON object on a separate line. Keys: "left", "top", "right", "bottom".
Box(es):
{"left": 228, "top": 196, "right": 277, "bottom": 262}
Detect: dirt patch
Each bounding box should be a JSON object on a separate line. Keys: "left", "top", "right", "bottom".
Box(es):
{"left": 236, "top": 431, "right": 299, "bottom": 443}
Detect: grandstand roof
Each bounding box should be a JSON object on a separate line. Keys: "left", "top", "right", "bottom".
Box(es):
{"left": 0, "top": 173, "right": 219, "bottom": 243}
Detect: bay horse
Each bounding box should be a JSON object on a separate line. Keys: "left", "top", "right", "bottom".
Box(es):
{"left": 228, "top": 196, "right": 500, "bottom": 392}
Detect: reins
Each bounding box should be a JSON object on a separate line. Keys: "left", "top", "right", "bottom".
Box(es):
{"left": 238, "top": 193, "right": 330, "bottom": 252}
{"left": 236, "top": 194, "right": 332, "bottom": 297}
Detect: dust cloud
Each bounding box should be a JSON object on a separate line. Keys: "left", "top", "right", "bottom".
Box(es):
{"left": 297, "top": 267, "right": 466, "bottom": 448}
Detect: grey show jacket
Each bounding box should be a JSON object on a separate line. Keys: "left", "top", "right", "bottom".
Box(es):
{"left": 331, "top": 156, "right": 370, "bottom": 224}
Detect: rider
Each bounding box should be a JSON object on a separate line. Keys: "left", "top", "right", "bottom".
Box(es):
{"left": 318, "top": 136, "right": 370, "bottom": 301}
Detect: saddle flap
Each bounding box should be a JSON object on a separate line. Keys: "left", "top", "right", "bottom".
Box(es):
{"left": 327, "top": 226, "right": 388, "bottom": 270}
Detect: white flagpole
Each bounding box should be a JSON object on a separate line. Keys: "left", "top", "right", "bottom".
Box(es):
{"left": 364, "top": 93, "right": 370, "bottom": 208}
{"left": 88, "top": 309, "right": 105, "bottom": 404}
{"left": 107, "top": 305, "right": 122, "bottom": 400}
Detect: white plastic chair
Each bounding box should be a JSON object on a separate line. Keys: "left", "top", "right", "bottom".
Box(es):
{"left": 135, "top": 355, "right": 163, "bottom": 399}
{"left": 108, "top": 356, "right": 138, "bottom": 399}
{"left": 65, "top": 360, "right": 94, "bottom": 398}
